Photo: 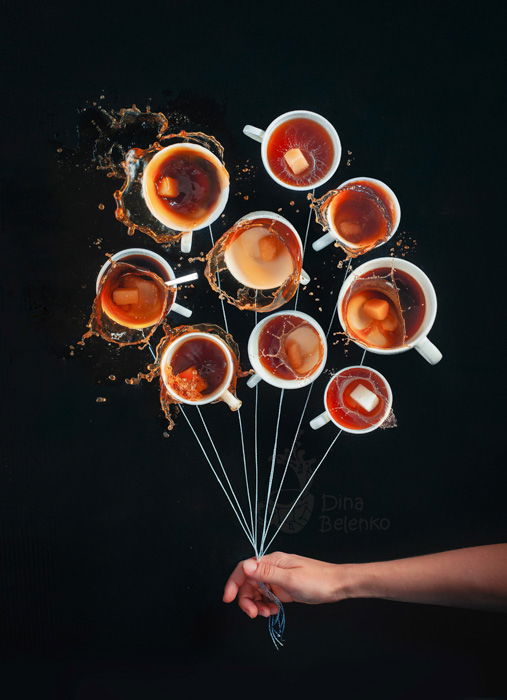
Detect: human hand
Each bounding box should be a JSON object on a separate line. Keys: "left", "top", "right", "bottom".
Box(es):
{"left": 223, "top": 551, "right": 347, "bottom": 618}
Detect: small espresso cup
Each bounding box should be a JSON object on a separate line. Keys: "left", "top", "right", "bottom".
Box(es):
{"left": 142, "top": 143, "right": 230, "bottom": 253}
{"left": 160, "top": 331, "right": 241, "bottom": 410}
{"left": 243, "top": 110, "right": 341, "bottom": 191}
{"left": 337, "top": 256, "right": 442, "bottom": 365}
{"left": 96, "top": 248, "right": 192, "bottom": 318}
{"left": 310, "top": 365, "right": 393, "bottom": 434}
{"left": 313, "top": 177, "right": 401, "bottom": 252}
{"left": 247, "top": 310, "right": 328, "bottom": 389}
{"left": 231, "top": 210, "right": 310, "bottom": 287}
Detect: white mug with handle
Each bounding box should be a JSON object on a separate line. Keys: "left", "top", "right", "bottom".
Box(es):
{"left": 310, "top": 365, "right": 393, "bottom": 434}
{"left": 312, "top": 176, "right": 401, "bottom": 252}
{"left": 243, "top": 109, "right": 341, "bottom": 191}
{"left": 247, "top": 310, "right": 327, "bottom": 389}
{"left": 337, "top": 256, "right": 442, "bottom": 365}
{"left": 160, "top": 332, "right": 241, "bottom": 411}
{"left": 96, "top": 247, "right": 193, "bottom": 318}
{"left": 232, "top": 210, "right": 310, "bottom": 287}
{"left": 142, "top": 143, "right": 230, "bottom": 254}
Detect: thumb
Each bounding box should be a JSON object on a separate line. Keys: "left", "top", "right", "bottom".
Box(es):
{"left": 243, "top": 558, "right": 291, "bottom": 588}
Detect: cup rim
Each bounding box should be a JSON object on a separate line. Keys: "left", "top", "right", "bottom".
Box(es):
{"left": 96, "top": 247, "right": 175, "bottom": 293}
{"left": 142, "top": 142, "right": 230, "bottom": 232}
{"left": 337, "top": 256, "right": 438, "bottom": 355}
{"left": 236, "top": 210, "right": 304, "bottom": 253}
{"left": 247, "top": 309, "right": 328, "bottom": 389}
{"left": 260, "top": 110, "right": 341, "bottom": 191}
{"left": 325, "top": 176, "right": 401, "bottom": 250}
{"left": 224, "top": 211, "right": 306, "bottom": 291}
{"left": 323, "top": 364, "right": 393, "bottom": 434}
{"left": 95, "top": 248, "right": 176, "bottom": 329}
{"left": 160, "top": 331, "right": 235, "bottom": 405}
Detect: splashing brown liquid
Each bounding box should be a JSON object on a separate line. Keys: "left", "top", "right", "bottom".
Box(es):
{"left": 309, "top": 181, "right": 394, "bottom": 259}
{"left": 341, "top": 267, "right": 409, "bottom": 349}
{"left": 79, "top": 259, "right": 172, "bottom": 347}
{"left": 204, "top": 217, "right": 303, "bottom": 313}
{"left": 126, "top": 323, "right": 246, "bottom": 430}
{"left": 106, "top": 108, "right": 226, "bottom": 245}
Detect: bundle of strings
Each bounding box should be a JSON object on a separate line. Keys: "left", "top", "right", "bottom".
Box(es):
{"left": 259, "top": 583, "right": 286, "bottom": 649}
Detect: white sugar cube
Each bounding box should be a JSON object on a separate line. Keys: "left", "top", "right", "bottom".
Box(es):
{"left": 283, "top": 148, "right": 310, "bottom": 175}
{"left": 349, "top": 383, "right": 379, "bottom": 413}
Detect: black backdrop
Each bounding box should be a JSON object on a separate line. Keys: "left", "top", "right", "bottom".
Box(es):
{"left": 2, "top": 1, "right": 507, "bottom": 697}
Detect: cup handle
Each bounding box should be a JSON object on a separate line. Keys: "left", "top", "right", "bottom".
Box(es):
{"left": 310, "top": 411, "right": 331, "bottom": 430}
{"left": 180, "top": 231, "right": 193, "bottom": 253}
{"left": 247, "top": 373, "right": 262, "bottom": 389}
{"left": 312, "top": 232, "right": 336, "bottom": 252}
{"left": 300, "top": 268, "right": 310, "bottom": 286}
{"left": 243, "top": 125, "right": 265, "bottom": 143}
{"left": 414, "top": 336, "right": 442, "bottom": 365}
{"left": 220, "top": 389, "right": 242, "bottom": 411}
{"left": 171, "top": 302, "right": 192, "bottom": 318}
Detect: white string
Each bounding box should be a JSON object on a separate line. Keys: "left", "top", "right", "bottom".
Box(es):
{"left": 293, "top": 189, "right": 315, "bottom": 310}
{"left": 253, "top": 307, "right": 260, "bottom": 554}
{"left": 180, "top": 406, "right": 255, "bottom": 548}
{"left": 259, "top": 388, "right": 285, "bottom": 554}
{"left": 208, "top": 223, "right": 255, "bottom": 551}
{"left": 196, "top": 406, "right": 253, "bottom": 540}
{"left": 260, "top": 384, "right": 314, "bottom": 554}
{"left": 260, "top": 257, "right": 354, "bottom": 552}
{"left": 263, "top": 430, "right": 343, "bottom": 555}
{"left": 237, "top": 408, "right": 256, "bottom": 554}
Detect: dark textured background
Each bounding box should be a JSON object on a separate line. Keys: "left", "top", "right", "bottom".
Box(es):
{"left": 2, "top": 1, "right": 506, "bottom": 697}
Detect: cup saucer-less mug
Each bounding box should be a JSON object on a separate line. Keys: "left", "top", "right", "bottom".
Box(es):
{"left": 142, "top": 143, "right": 230, "bottom": 254}
{"left": 227, "top": 210, "right": 310, "bottom": 288}
{"left": 96, "top": 247, "right": 193, "bottom": 318}
{"left": 160, "top": 331, "right": 241, "bottom": 410}
{"left": 312, "top": 177, "right": 401, "bottom": 253}
{"left": 247, "top": 310, "right": 328, "bottom": 389}
{"left": 243, "top": 110, "right": 341, "bottom": 191}
{"left": 337, "top": 256, "right": 442, "bottom": 365}
{"left": 310, "top": 365, "right": 393, "bottom": 434}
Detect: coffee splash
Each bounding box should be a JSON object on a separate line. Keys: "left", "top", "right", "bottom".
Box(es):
{"left": 341, "top": 266, "right": 407, "bottom": 349}
{"left": 126, "top": 323, "right": 245, "bottom": 430}
{"left": 80, "top": 259, "right": 171, "bottom": 347}
{"left": 204, "top": 218, "right": 303, "bottom": 313}
{"left": 309, "top": 183, "right": 393, "bottom": 258}
{"left": 61, "top": 104, "right": 226, "bottom": 246}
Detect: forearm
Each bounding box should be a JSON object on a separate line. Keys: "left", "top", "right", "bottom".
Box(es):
{"left": 339, "top": 544, "right": 507, "bottom": 611}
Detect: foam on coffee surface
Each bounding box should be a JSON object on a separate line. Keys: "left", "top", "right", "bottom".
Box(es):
{"left": 224, "top": 225, "right": 294, "bottom": 290}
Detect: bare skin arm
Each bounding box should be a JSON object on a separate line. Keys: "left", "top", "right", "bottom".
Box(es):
{"left": 223, "top": 545, "right": 507, "bottom": 618}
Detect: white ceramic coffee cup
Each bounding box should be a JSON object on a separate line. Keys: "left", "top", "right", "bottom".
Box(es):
{"left": 310, "top": 365, "right": 393, "bottom": 434}
{"left": 142, "top": 143, "right": 230, "bottom": 253}
{"left": 247, "top": 310, "right": 328, "bottom": 389}
{"left": 243, "top": 110, "right": 341, "bottom": 191}
{"left": 226, "top": 210, "right": 310, "bottom": 288}
{"left": 160, "top": 331, "right": 241, "bottom": 410}
{"left": 313, "top": 177, "right": 401, "bottom": 252}
{"left": 96, "top": 248, "right": 192, "bottom": 319}
{"left": 337, "top": 256, "right": 442, "bottom": 365}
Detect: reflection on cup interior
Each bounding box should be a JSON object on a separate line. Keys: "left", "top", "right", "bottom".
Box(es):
{"left": 224, "top": 213, "right": 303, "bottom": 290}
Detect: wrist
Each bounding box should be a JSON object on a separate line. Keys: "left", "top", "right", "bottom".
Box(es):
{"left": 331, "top": 562, "right": 380, "bottom": 601}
